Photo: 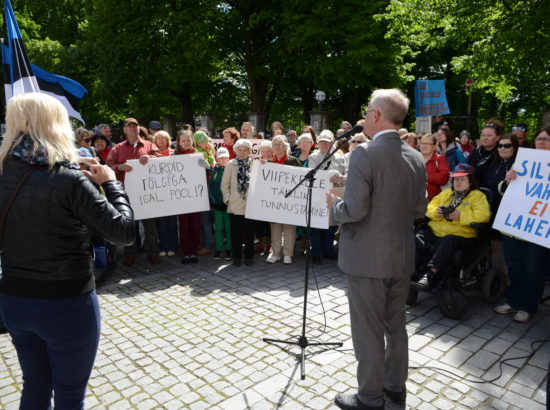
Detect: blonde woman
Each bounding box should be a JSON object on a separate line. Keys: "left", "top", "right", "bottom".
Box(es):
{"left": 0, "top": 93, "right": 134, "bottom": 408}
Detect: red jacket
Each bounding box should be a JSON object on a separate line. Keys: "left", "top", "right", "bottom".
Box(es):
{"left": 425, "top": 152, "right": 450, "bottom": 200}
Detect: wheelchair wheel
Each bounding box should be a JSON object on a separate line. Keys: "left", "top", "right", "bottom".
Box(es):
{"left": 437, "top": 289, "right": 467, "bottom": 319}
{"left": 406, "top": 286, "right": 418, "bottom": 306}
{"left": 482, "top": 267, "right": 505, "bottom": 302}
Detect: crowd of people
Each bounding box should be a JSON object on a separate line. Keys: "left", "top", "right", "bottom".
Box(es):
{"left": 1, "top": 89, "right": 549, "bottom": 409}
{"left": 76, "top": 114, "right": 550, "bottom": 325}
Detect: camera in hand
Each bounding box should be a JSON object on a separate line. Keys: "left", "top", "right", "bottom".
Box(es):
{"left": 439, "top": 205, "right": 454, "bottom": 216}
{"left": 439, "top": 205, "right": 457, "bottom": 221}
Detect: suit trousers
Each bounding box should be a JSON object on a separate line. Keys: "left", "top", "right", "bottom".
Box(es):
{"left": 270, "top": 223, "right": 296, "bottom": 257}
{"left": 0, "top": 290, "right": 100, "bottom": 410}
{"left": 346, "top": 273, "right": 409, "bottom": 407}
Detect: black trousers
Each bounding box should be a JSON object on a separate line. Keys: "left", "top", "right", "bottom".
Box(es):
{"left": 230, "top": 214, "right": 256, "bottom": 260}
{"left": 414, "top": 225, "right": 477, "bottom": 283}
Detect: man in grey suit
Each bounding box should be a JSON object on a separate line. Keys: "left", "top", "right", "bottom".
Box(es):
{"left": 327, "top": 89, "right": 427, "bottom": 410}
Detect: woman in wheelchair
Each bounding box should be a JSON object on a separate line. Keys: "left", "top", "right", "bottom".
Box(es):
{"left": 414, "top": 163, "right": 491, "bottom": 290}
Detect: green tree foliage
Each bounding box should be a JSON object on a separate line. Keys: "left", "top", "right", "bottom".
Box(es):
{"left": 382, "top": 0, "right": 550, "bottom": 118}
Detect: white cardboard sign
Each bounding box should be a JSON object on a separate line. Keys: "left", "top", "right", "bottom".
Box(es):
{"left": 493, "top": 148, "right": 550, "bottom": 248}
{"left": 245, "top": 161, "right": 331, "bottom": 229}
{"left": 124, "top": 154, "right": 209, "bottom": 220}
{"left": 212, "top": 139, "right": 263, "bottom": 159}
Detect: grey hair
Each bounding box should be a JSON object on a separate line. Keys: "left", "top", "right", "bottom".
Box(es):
{"left": 369, "top": 88, "right": 409, "bottom": 126}
{"left": 271, "top": 134, "right": 290, "bottom": 154}
{"left": 297, "top": 133, "right": 313, "bottom": 144}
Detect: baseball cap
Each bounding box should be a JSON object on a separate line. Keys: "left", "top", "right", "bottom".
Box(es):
{"left": 123, "top": 118, "right": 139, "bottom": 127}
{"left": 450, "top": 163, "right": 474, "bottom": 178}
{"left": 216, "top": 147, "right": 230, "bottom": 158}
{"left": 317, "top": 129, "right": 334, "bottom": 142}
{"left": 149, "top": 120, "right": 162, "bottom": 130}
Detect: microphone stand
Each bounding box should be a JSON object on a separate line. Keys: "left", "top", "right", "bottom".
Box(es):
{"left": 263, "top": 138, "right": 347, "bottom": 380}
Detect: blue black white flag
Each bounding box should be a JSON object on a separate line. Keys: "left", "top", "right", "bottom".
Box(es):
{"left": 2, "top": 0, "right": 87, "bottom": 123}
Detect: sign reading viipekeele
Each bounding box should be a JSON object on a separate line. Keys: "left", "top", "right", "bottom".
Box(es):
{"left": 124, "top": 154, "right": 209, "bottom": 220}
{"left": 493, "top": 148, "right": 550, "bottom": 248}
{"left": 245, "top": 161, "right": 331, "bottom": 229}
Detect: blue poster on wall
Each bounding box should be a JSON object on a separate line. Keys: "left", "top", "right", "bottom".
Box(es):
{"left": 415, "top": 80, "right": 450, "bottom": 117}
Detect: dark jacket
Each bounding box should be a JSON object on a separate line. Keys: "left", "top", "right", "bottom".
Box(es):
{"left": 0, "top": 158, "right": 135, "bottom": 298}
{"left": 468, "top": 146, "right": 497, "bottom": 187}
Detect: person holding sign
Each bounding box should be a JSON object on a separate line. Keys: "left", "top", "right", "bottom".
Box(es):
{"left": 308, "top": 130, "right": 347, "bottom": 264}
{"left": 265, "top": 135, "right": 302, "bottom": 265}
{"left": 106, "top": 117, "right": 161, "bottom": 266}
{"left": 328, "top": 89, "right": 427, "bottom": 410}
{"left": 221, "top": 139, "right": 256, "bottom": 266}
{"left": 173, "top": 130, "right": 205, "bottom": 264}
{"left": 494, "top": 127, "right": 550, "bottom": 323}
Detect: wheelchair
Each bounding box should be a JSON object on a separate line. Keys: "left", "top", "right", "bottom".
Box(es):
{"left": 407, "top": 189, "right": 506, "bottom": 319}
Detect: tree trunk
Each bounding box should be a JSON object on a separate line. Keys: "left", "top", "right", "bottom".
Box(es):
{"left": 181, "top": 82, "right": 195, "bottom": 126}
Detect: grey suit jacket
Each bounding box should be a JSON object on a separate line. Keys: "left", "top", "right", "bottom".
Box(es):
{"left": 332, "top": 131, "right": 427, "bottom": 278}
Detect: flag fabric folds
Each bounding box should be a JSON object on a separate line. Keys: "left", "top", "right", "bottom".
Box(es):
{"left": 2, "top": 0, "right": 87, "bottom": 123}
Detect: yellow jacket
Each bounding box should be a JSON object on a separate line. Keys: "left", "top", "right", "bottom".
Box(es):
{"left": 427, "top": 189, "right": 491, "bottom": 238}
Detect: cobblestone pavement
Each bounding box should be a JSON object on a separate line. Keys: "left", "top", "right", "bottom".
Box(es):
{"left": 1, "top": 252, "right": 548, "bottom": 409}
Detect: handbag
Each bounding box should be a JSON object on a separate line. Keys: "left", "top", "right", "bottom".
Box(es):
{"left": 0, "top": 167, "right": 36, "bottom": 278}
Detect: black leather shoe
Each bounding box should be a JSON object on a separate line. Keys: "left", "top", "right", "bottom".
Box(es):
{"left": 233, "top": 259, "right": 242, "bottom": 267}
{"left": 334, "top": 394, "right": 384, "bottom": 410}
{"left": 383, "top": 387, "right": 406, "bottom": 405}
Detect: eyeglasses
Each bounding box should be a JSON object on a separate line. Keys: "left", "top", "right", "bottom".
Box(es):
{"left": 363, "top": 109, "right": 376, "bottom": 118}
{"left": 512, "top": 126, "right": 526, "bottom": 132}
{"left": 535, "top": 137, "right": 550, "bottom": 142}
{"left": 419, "top": 142, "right": 435, "bottom": 146}
{"left": 497, "top": 143, "right": 513, "bottom": 149}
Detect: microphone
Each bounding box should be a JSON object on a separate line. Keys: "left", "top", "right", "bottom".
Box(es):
{"left": 336, "top": 124, "right": 364, "bottom": 141}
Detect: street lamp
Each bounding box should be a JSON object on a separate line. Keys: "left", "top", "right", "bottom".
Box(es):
{"left": 315, "top": 90, "right": 326, "bottom": 111}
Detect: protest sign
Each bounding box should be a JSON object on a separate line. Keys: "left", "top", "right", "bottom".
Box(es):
{"left": 415, "top": 80, "right": 451, "bottom": 118}
{"left": 212, "top": 139, "right": 263, "bottom": 159}
{"left": 493, "top": 148, "right": 550, "bottom": 248}
{"left": 245, "top": 162, "right": 331, "bottom": 229}
{"left": 124, "top": 154, "right": 209, "bottom": 220}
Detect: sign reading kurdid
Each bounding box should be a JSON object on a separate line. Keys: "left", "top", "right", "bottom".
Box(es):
{"left": 124, "top": 154, "right": 209, "bottom": 220}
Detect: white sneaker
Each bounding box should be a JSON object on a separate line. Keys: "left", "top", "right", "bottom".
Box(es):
{"left": 167, "top": 251, "right": 176, "bottom": 257}
{"left": 494, "top": 303, "right": 517, "bottom": 315}
{"left": 158, "top": 251, "right": 167, "bottom": 257}
{"left": 513, "top": 310, "right": 530, "bottom": 323}
{"left": 266, "top": 253, "right": 281, "bottom": 264}
{"left": 283, "top": 256, "right": 292, "bottom": 265}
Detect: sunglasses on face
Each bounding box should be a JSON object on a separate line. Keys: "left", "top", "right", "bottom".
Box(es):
{"left": 497, "top": 143, "right": 512, "bottom": 149}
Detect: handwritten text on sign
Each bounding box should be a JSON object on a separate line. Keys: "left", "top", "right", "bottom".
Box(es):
{"left": 493, "top": 148, "right": 550, "bottom": 248}
{"left": 124, "top": 154, "right": 209, "bottom": 220}
{"left": 245, "top": 162, "right": 331, "bottom": 229}
{"left": 212, "top": 139, "right": 263, "bottom": 159}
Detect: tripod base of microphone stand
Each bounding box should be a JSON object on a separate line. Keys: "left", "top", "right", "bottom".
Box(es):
{"left": 263, "top": 336, "right": 343, "bottom": 379}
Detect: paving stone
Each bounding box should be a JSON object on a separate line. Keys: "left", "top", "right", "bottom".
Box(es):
{"left": 1, "top": 256, "right": 547, "bottom": 410}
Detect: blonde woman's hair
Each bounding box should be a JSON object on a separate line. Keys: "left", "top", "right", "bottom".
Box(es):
{"left": 0, "top": 92, "right": 78, "bottom": 172}
{"left": 154, "top": 130, "right": 172, "bottom": 148}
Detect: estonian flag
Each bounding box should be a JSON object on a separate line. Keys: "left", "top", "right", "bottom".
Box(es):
{"left": 2, "top": 0, "right": 87, "bottom": 124}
